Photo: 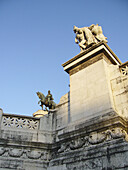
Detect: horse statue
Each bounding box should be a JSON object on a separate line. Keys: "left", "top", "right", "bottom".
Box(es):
{"left": 36, "top": 91, "right": 56, "bottom": 110}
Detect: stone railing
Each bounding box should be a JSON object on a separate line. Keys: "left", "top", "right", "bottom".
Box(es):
{"left": 1, "top": 113, "right": 39, "bottom": 130}
{"left": 0, "top": 111, "right": 54, "bottom": 143}
{"left": 119, "top": 61, "right": 128, "bottom": 76}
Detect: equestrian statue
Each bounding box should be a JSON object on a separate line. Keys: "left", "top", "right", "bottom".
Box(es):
{"left": 36, "top": 90, "right": 56, "bottom": 110}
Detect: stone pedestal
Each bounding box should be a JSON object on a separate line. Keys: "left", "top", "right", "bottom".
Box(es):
{"left": 33, "top": 110, "right": 48, "bottom": 118}
{"left": 62, "top": 42, "right": 122, "bottom": 123}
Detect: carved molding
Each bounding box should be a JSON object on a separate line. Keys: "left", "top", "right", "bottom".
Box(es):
{"left": 8, "top": 148, "right": 23, "bottom": 157}
{"left": 58, "top": 128, "right": 127, "bottom": 153}
{"left": 2, "top": 115, "right": 39, "bottom": 130}
{"left": 50, "top": 157, "right": 103, "bottom": 169}
{"left": 69, "top": 54, "right": 103, "bottom": 76}
{"left": 0, "top": 147, "right": 49, "bottom": 160}
{"left": 0, "top": 147, "right": 6, "bottom": 156}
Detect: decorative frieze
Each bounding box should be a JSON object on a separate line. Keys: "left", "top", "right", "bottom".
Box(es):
{"left": 58, "top": 128, "right": 127, "bottom": 153}
{"left": 0, "top": 147, "right": 49, "bottom": 160}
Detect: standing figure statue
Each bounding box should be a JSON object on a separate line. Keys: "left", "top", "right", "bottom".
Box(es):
{"left": 36, "top": 90, "right": 56, "bottom": 110}
{"left": 73, "top": 24, "right": 107, "bottom": 51}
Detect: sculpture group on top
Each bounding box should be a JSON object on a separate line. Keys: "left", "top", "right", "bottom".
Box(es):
{"left": 36, "top": 90, "right": 56, "bottom": 110}
{"left": 73, "top": 24, "right": 107, "bottom": 51}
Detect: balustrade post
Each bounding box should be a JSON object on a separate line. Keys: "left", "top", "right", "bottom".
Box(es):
{"left": 0, "top": 108, "right": 3, "bottom": 127}
{"left": 38, "top": 111, "right": 57, "bottom": 143}
{"left": 39, "top": 113, "right": 52, "bottom": 131}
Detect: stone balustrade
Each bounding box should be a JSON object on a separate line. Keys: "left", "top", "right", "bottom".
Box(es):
{"left": 1, "top": 113, "right": 39, "bottom": 130}
{"left": 0, "top": 111, "right": 54, "bottom": 144}
{"left": 119, "top": 61, "right": 128, "bottom": 76}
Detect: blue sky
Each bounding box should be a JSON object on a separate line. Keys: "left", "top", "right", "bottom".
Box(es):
{"left": 0, "top": 0, "right": 128, "bottom": 116}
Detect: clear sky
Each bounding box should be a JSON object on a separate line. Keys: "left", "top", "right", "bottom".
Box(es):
{"left": 0, "top": 0, "right": 128, "bottom": 116}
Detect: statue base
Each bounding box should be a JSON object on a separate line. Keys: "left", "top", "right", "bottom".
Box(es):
{"left": 33, "top": 110, "right": 48, "bottom": 118}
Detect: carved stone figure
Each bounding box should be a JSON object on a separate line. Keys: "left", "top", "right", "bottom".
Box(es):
{"left": 73, "top": 25, "right": 97, "bottom": 51}
{"left": 36, "top": 91, "right": 56, "bottom": 110}
{"left": 74, "top": 24, "right": 107, "bottom": 51}
{"left": 89, "top": 24, "right": 107, "bottom": 43}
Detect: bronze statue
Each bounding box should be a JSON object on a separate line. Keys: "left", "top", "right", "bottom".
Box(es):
{"left": 36, "top": 90, "right": 56, "bottom": 110}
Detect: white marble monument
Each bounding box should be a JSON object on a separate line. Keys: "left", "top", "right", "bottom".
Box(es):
{"left": 0, "top": 24, "right": 128, "bottom": 170}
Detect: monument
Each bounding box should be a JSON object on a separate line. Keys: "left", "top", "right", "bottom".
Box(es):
{"left": 33, "top": 90, "right": 56, "bottom": 118}
{"left": 0, "top": 24, "right": 128, "bottom": 169}
{"left": 36, "top": 90, "right": 56, "bottom": 110}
